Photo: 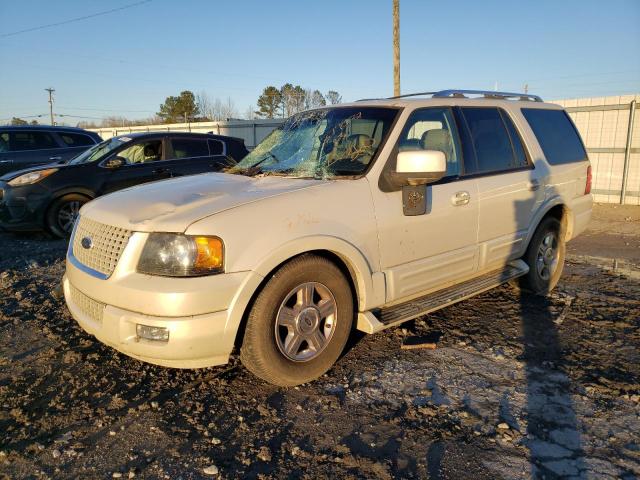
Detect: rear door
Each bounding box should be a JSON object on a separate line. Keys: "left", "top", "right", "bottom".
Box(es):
{"left": 0, "top": 129, "right": 62, "bottom": 174}
{"left": 165, "top": 136, "right": 232, "bottom": 177}
{"left": 53, "top": 131, "right": 98, "bottom": 162}
{"left": 98, "top": 137, "right": 170, "bottom": 194}
{"left": 458, "top": 106, "right": 543, "bottom": 270}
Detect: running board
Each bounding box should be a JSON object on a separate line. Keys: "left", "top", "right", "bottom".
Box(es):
{"left": 356, "top": 260, "right": 529, "bottom": 334}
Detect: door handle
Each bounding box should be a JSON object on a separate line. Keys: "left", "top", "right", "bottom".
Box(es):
{"left": 452, "top": 191, "right": 470, "bottom": 206}
{"left": 528, "top": 179, "right": 541, "bottom": 191}
{"left": 0, "top": 159, "right": 13, "bottom": 163}
{"left": 49, "top": 156, "right": 62, "bottom": 161}
{"left": 152, "top": 168, "right": 170, "bottom": 175}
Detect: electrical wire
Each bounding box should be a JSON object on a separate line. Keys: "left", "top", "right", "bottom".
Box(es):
{"left": 0, "top": 0, "right": 154, "bottom": 38}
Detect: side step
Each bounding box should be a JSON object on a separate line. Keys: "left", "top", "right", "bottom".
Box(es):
{"left": 356, "top": 260, "right": 529, "bottom": 334}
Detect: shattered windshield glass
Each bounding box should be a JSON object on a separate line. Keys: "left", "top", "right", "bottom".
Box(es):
{"left": 230, "top": 107, "right": 399, "bottom": 178}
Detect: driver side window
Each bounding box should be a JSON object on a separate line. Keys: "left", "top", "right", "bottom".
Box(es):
{"left": 399, "top": 108, "right": 461, "bottom": 177}
{"left": 117, "top": 140, "right": 163, "bottom": 164}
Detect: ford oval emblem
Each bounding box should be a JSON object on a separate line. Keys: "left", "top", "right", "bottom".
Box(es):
{"left": 81, "top": 236, "right": 93, "bottom": 249}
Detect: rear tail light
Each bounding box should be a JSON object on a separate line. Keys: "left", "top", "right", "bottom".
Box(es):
{"left": 585, "top": 165, "right": 592, "bottom": 195}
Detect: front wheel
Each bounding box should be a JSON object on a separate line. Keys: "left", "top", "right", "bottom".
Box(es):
{"left": 46, "top": 194, "right": 88, "bottom": 238}
{"left": 240, "top": 254, "right": 353, "bottom": 386}
{"left": 519, "top": 216, "right": 565, "bottom": 295}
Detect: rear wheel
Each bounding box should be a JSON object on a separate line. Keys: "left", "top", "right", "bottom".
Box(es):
{"left": 519, "top": 216, "right": 565, "bottom": 295}
{"left": 240, "top": 254, "right": 353, "bottom": 386}
{"left": 46, "top": 194, "right": 88, "bottom": 238}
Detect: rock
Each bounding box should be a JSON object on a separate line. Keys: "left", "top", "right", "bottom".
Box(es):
{"left": 52, "top": 449, "right": 61, "bottom": 459}
{"left": 211, "top": 437, "right": 221, "bottom": 445}
{"left": 203, "top": 465, "right": 219, "bottom": 475}
{"left": 257, "top": 446, "right": 272, "bottom": 462}
{"left": 109, "top": 431, "right": 117, "bottom": 436}
{"left": 151, "top": 401, "right": 159, "bottom": 409}
{"left": 112, "top": 473, "right": 122, "bottom": 479}
{"left": 497, "top": 422, "right": 510, "bottom": 430}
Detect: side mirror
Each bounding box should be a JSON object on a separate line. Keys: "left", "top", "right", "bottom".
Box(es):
{"left": 391, "top": 150, "right": 446, "bottom": 187}
{"left": 104, "top": 156, "right": 126, "bottom": 169}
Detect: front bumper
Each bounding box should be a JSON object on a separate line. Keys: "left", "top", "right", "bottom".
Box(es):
{"left": 63, "top": 229, "right": 263, "bottom": 368}
{"left": 64, "top": 275, "right": 235, "bottom": 368}
{"left": 0, "top": 181, "right": 49, "bottom": 231}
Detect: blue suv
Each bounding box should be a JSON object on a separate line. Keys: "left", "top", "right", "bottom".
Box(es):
{"left": 0, "top": 126, "right": 102, "bottom": 175}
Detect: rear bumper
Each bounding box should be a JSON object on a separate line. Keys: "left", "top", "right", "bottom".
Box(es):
{"left": 569, "top": 194, "right": 593, "bottom": 241}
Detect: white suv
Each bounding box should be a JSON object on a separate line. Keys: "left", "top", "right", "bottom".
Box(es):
{"left": 63, "top": 89, "right": 592, "bottom": 386}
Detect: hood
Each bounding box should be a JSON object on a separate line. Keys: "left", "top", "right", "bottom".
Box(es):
{"left": 80, "top": 172, "right": 327, "bottom": 232}
{"left": 0, "top": 162, "right": 62, "bottom": 181}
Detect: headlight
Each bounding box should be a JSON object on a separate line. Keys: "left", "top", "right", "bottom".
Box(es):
{"left": 137, "top": 233, "right": 224, "bottom": 277}
{"left": 8, "top": 168, "right": 58, "bottom": 186}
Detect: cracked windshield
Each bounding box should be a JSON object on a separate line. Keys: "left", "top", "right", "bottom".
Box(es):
{"left": 231, "top": 107, "right": 399, "bottom": 178}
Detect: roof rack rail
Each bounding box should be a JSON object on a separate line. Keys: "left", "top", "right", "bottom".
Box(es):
{"left": 358, "top": 89, "right": 543, "bottom": 102}
{"left": 431, "top": 89, "right": 543, "bottom": 102}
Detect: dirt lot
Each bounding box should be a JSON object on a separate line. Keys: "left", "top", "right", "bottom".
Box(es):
{"left": 1, "top": 204, "right": 639, "bottom": 479}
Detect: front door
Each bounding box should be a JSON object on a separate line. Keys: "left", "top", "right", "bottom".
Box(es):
{"left": 371, "top": 107, "right": 480, "bottom": 303}
{"left": 99, "top": 137, "right": 170, "bottom": 194}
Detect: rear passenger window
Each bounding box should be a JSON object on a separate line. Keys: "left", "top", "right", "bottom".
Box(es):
{"left": 208, "top": 139, "right": 224, "bottom": 155}
{"left": 499, "top": 110, "right": 529, "bottom": 168}
{"left": 60, "top": 133, "right": 94, "bottom": 147}
{"left": 461, "top": 107, "right": 524, "bottom": 174}
{"left": 170, "top": 139, "right": 209, "bottom": 159}
{"left": 521, "top": 109, "right": 587, "bottom": 165}
{"left": 8, "top": 131, "right": 58, "bottom": 151}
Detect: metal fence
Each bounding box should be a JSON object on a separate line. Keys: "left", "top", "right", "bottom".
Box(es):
{"left": 553, "top": 95, "right": 639, "bottom": 205}
{"left": 89, "top": 119, "right": 283, "bottom": 150}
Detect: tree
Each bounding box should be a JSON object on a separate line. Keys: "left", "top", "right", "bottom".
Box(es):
{"left": 305, "top": 90, "right": 326, "bottom": 109}
{"left": 11, "top": 117, "right": 28, "bottom": 125}
{"left": 326, "top": 90, "right": 342, "bottom": 104}
{"left": 255, "top": 86, "right": 282, "bottom": 119}
{"left": 281, "top": 83, "right": 306, "bottom": 117}
{"left": 30, "top": 119, "right": 38, "bottom": 125}
{"left": 157, "top": 90, "right": 200, "bottom": 123}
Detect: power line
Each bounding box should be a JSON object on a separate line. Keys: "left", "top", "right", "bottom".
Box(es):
{"left": 0, "top": 0, "right": 153, "bottom": 38}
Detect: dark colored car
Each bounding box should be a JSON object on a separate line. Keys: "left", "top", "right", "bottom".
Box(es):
{"left": 0, "top": 132, "right": 248, "bottom": 237}
{"left": 0, "top": 125, "right": 102, "bottom": 175}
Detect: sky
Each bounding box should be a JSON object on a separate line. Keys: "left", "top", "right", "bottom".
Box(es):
{"left": 1, "top": 0, "right": 639, "bottom": 125}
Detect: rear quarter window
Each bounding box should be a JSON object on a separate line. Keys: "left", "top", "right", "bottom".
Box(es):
{"left": 60, "top": 132, "right": 95, "bottom": 147}
{"left": 521, "top": 109, "right": 587, "bottom": 165}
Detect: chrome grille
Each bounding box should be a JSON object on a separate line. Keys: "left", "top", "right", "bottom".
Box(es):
{"left": 69, "top": 284, "right": 104, "bottom": 324}
{"left": 72, "top": 216, "right": 132, "bottom": 277}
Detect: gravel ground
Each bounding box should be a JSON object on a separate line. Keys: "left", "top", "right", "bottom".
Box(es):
{"left": 1, "top": 205, "right": 639, "bottom": 479}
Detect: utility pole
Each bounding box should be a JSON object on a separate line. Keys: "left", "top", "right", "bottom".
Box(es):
{"left": 524, "top": 83, "right": 529, "bottom": 94}
{"left": 393, "top": 0, "right": 400, "bottom": 97}
{"left": 45, "top": 88, "right": 55, "bottom": 125}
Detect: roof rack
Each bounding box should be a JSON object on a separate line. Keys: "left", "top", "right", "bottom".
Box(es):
{"left": 358, "top": 89, "right": 543, "bottom": 102}
{"left": 431, "top": 89, "right": 543, "bottom": 102}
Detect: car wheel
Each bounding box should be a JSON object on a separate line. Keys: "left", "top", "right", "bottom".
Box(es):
{"left": 519, "top": 216, "right": 565, "bottom": 295}
{"left": 46, "top": 194, "right": 88, "bottom": 238}
{"left": 240, "top": 254, "right": 354, "bottom": 386}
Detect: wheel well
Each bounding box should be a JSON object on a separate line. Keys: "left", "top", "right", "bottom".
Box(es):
{"left": 45, "top": 192, "right": 93, "bottom": 217}
{"left": 544, "top": 204, "right": 571, "bottom": 240}
{"left": 232, "top": 250, "right": 360, "bottom": 350}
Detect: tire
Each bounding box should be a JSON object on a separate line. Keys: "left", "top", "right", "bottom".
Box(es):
{"left": 46, "top": 194, "right": 89, "bottom": 238}
{"left": 519, "top": 216, "right": 565, "bottom": 295}
{"left": 240, "top": 254, "right": 354, "bottom": 386}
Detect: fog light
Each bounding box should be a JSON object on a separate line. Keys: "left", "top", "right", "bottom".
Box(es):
{"left": 136, "top": 324, "right": 169, "bottom": 342}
